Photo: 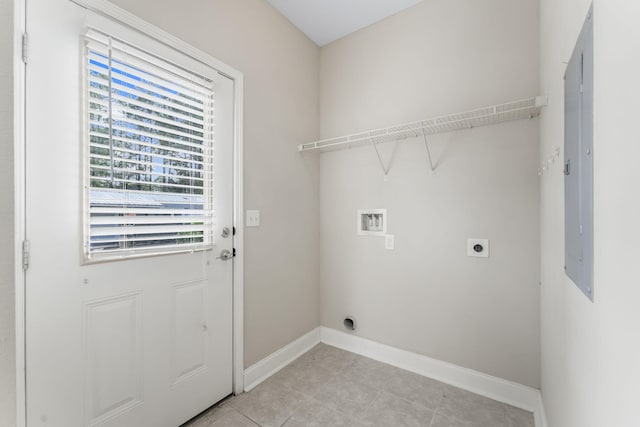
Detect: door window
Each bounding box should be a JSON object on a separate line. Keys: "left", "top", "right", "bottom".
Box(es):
{"left": 84, "top": 30, "right": 215, "bottom": 260}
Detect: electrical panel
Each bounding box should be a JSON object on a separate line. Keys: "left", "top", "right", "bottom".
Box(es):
{"left": 564, "top": 4, "right": 593, "bottom": 301}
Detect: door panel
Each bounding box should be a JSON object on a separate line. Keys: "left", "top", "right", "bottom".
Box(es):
{"left": 85, "top": 294, "right": 143, "bottom": 426}
{"left": 26, "top": 1, "right": 235, "bottom": 426}
{"left": 172, "top": 282, "right": 207, "bottom": 383}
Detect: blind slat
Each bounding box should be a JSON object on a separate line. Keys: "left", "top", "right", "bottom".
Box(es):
{"left": 89, "top": 176, "right": 206, "bottom": 192}
{"left": 87, "top": 83, "right": 205, "bottom": 124}
{"left": 89, "top": 68, "right": 210, "bottom": 116}
{"left": 90, "top": 120, "right": 209, "bottom": 153}
{"left": 91, "top": 216, "right": 211, "bottom": 225}
{"left": 87, "top": 80, "right": 209, "bottom": 123}
{"left": 89, "top": 87, "right": 205, "bottom": 126}
{"left": 88, "top": 60, "right": 214, "bottom": 100}
{"left": 92, "top": 232, "right": 213, "bottom": 245}
{"left": 86, "top": 33, "right": 215, "bottom": 91}
{"left": 91, "top": 207, "right": 205, "bottom": 215}
{"left": 90, "top": 242, "right": 212, "bottom": 256}
{"left": 89, "top": 96, "right": 209, "bottom": 134}
{"left": 89, "top": 137, "right": 212, "bottom": 165}
{"left": 90, "top": 223, "right": 208, "bottom": 237}
{"left": 89, "top": 164, "right": 205, "bottom": 184}
{"left": 113, "top": 114, "right": 207, "bottom": 142}
{"left": 90, "top": 151, "right": 210, "bottom": 175}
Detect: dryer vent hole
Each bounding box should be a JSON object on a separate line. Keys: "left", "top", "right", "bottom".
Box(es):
{"left": 343, "top": 317, "right": 356, "bottom": 331}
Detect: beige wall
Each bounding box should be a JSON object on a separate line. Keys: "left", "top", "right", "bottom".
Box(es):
{"left": 540, "top": 1, "right": 640, "bottom": 426}
{"left": 107, "top": 0, "right": 321, "bottom": 367}
{"left": 0, "top": 0, "right": 16, "bottom": 424}
{"left": 319, "top": 0, "right": 541, "bottom": 388}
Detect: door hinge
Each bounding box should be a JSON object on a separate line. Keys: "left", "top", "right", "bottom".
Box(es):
{"left": 22, "top": 240, "right": 30, "bottom": 271}
{"left": 21, "top": 33, "right": 28, "bottom": 64}
{"left": 232, "top": 248, "right": 236, "bottom": 257}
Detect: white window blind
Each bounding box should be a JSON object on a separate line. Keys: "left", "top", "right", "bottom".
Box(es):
{"left": 84, "top": 30, "right": 216, "bottom": 259}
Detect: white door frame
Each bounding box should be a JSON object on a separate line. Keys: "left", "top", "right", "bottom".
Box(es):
{"left": 13, "top": 0, "right": 27, "bottom": 425}
{"left": 13, "top": 1, "right": 245, "bottom": 425}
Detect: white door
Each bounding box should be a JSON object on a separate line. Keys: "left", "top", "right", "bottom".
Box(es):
{"left": 25, "top": 1, "right": 236, "bottom": 426}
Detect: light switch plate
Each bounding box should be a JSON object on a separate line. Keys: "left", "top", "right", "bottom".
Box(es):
{"left": 468, "top": 238, "right": 489, "bottom": 258}
{"left": 385, "top": 235, "right": 395, "bottom": 250}
{"left": 246, "top": 210, "right": 260, "bottom": 227}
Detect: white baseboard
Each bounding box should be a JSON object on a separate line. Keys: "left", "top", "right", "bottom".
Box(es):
{"left": 320, "top": 326, "right": 546, "bottom": 427}
{"left": 243, "top": 327, "right": 320, "bottom": 391}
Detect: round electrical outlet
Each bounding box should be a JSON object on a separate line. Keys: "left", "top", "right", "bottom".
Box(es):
{"left": 468, "top": 239, "right": 490, "bottom": 258}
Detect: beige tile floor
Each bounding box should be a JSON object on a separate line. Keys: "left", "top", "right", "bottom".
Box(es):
{"left": 183, "top": 344, "right": 535, "bottom": 427}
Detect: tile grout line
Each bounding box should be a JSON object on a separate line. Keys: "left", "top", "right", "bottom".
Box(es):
{"left": 503, "top": 402, "right": 508, "bottom": 426}
{"left": 427, "top": 391, "right": 446, "bottom": 427}
{"left": 354, "top": 387, "right": 383, "bottom": 424}
{"left": 235, "top": 409, "right": 261, "bottom": 427}
{"left": 278, "top": 413, "right": 294, "bottom": 427}
{"left": 227, "top": 396, "right": 267, "bottom": 427}
{"left": 238, "top": 409, "right": 262, "bottom": 427}
{"left": 277, "top": 380, "right": 315, "bottom": 427}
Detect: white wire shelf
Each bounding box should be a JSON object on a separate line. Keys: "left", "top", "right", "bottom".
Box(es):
{"left": 298, "top": 96, "right": 548, "bottom": 153}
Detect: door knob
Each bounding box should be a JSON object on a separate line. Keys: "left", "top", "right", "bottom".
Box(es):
{"left": 217, "top": 249, "right": 234, "bottom": 261}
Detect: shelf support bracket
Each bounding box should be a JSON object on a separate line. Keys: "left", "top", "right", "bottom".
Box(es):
{"left": 370, "top": 138, "right": 397, "bottom": 180}
{"left": 421, "top": 130, "right": 435, "bottom": 173}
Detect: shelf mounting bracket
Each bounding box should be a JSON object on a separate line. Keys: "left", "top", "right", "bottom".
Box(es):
{"left": 370, "top": 138, "right": 398, "bottom": 180}
{"left": 421, "top": 129, "right": 435, "bottom": 173}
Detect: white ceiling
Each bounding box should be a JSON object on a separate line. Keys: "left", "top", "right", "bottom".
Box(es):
{"left": 266, "top": 0, "right": 424, "bottom": 46}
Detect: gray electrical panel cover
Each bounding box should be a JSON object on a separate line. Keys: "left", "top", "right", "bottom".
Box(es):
{"left": 564, "top": 5, "right": 594, "bottom": 301}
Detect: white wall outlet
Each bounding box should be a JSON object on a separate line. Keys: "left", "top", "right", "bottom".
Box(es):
{"left": 468, "top": 238, "right": 489, "bottom": 258}
{"left": 246, "top": 210, "right": 260, "bottom": 227}
{"left": 385, "top": 234, "right": 395, "bottom": 250}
